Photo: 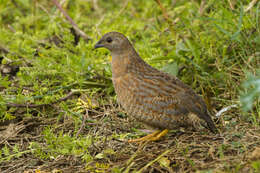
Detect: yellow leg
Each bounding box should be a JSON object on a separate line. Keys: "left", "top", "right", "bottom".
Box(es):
{"left": 128, "top": 129, "right": 169, "bottom": 143}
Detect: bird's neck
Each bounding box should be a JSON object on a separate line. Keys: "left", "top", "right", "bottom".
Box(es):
{"left": 111, "top": 48, "right": 142, "bottom": 78}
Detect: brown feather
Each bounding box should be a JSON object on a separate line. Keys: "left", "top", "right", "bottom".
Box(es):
{"left": 95, "top": 32, "right": 217, "bottom": 133}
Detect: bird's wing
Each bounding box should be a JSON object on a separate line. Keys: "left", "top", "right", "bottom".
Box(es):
{"left": 126, "top": 72, "right": 190, "bottom": 116}
{"left": 140, "top": 72, "right": 213, "bottom": 112}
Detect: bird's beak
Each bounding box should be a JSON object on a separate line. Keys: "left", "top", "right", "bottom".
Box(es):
{"left": 94, "top": 40, "right": 104, "bottom": 49}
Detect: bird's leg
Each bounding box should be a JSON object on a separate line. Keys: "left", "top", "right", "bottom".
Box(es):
{"left": 150, "top": 129, "right": 169, "bottom": 141}
{"left": 128, "top": 129, "right": 169, "bottom": 143}
{"left": 128, "top": 130, "right": 161, "bottom": 143}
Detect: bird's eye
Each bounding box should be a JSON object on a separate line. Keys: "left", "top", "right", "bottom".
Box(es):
{"left": 106, "top": 37, "right": 112, "bottom": 43}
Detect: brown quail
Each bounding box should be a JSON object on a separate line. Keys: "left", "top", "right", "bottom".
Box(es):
{"left": 94, "top": 32, "right": 217, "bottom": 142}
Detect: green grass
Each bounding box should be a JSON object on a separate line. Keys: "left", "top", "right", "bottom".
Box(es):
{"left": 0, "top": 0, "right": 259, "bottom": 172}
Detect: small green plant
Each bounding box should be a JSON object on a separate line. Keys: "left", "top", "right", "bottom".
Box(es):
{"left": 29, "top": 127, "right": 93, "bottom": 162}
{"left": 251, "top": 160, "right": 260, "bottom": 172}
{"left": 240, "top": 70, "right": 260, "bottom": 112}
{"left": 0, "top": 144, "right": 33, "bottom": 163}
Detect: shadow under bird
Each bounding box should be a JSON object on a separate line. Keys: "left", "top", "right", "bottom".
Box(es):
{"left": 95, "top": 32, "right": 217, "bottom": 142}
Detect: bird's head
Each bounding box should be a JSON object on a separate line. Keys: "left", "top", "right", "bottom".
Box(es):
{"left": 94, "top": 32, "right": 131, "bottom": 53}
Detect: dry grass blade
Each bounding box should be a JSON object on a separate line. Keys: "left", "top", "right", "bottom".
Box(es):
{"left": 52, "top": 0, "right": 91, "bottom": 41}
{"left": 245, "top": 0, "right": 258, "bottom": 12}
{"left": 136, "top": 149, "right": 171, "bottom": 173}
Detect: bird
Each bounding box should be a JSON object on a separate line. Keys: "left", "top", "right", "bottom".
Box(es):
{"left": 94, "top": 32, "right": 217, "bottom": 142}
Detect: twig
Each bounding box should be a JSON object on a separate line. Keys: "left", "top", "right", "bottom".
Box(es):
{"left": 7, "top": 24, "right": 16, "bottom": 33}
{"left": 6, "top": 90, "right": 81, "bottom": 108}
{"left": 245, "top": 0, "right": 258, "bottom": 12}
{"left": 154, "top": 0, "right": 175, "bottom": 31}
{"left": 0, "top": 123, "right": 25, "bottom": 144}
{"left": 52, "top": 0, "right": 91, "bottom": 42}
{"left": 154, "top": 0, "right": 170, "bottom": 22}
{"left": 228, "top": 0, "right": 235, "bottom": 10}
{"left": 199, "top": 0, "right": 206, "bottom": 15}
{"left": 215, "top": 104, "right": 238, "bottom": 117}
{"left": 76, "top": 111, "right": 88, "bottom": 137}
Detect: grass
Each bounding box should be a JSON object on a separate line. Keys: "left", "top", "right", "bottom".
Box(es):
{"left": 0, "top": 0, "right": 259, "bottom": 172}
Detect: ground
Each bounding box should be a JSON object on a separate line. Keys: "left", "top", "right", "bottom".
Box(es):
{"left": 0, "top": 104, "right": 260, "bottom": 172}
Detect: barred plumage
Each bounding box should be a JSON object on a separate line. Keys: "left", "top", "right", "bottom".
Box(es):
{"left": 95, "top": 32, "right": 217, "bottom": 137}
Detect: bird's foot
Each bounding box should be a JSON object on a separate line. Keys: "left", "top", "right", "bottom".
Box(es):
{"left": 128, "top": 129, "right": 169, "bottom": 143}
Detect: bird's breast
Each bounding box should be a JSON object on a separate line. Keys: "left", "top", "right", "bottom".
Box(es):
{"left": 111, "top": 53, "right": 131, "bottom": 78}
